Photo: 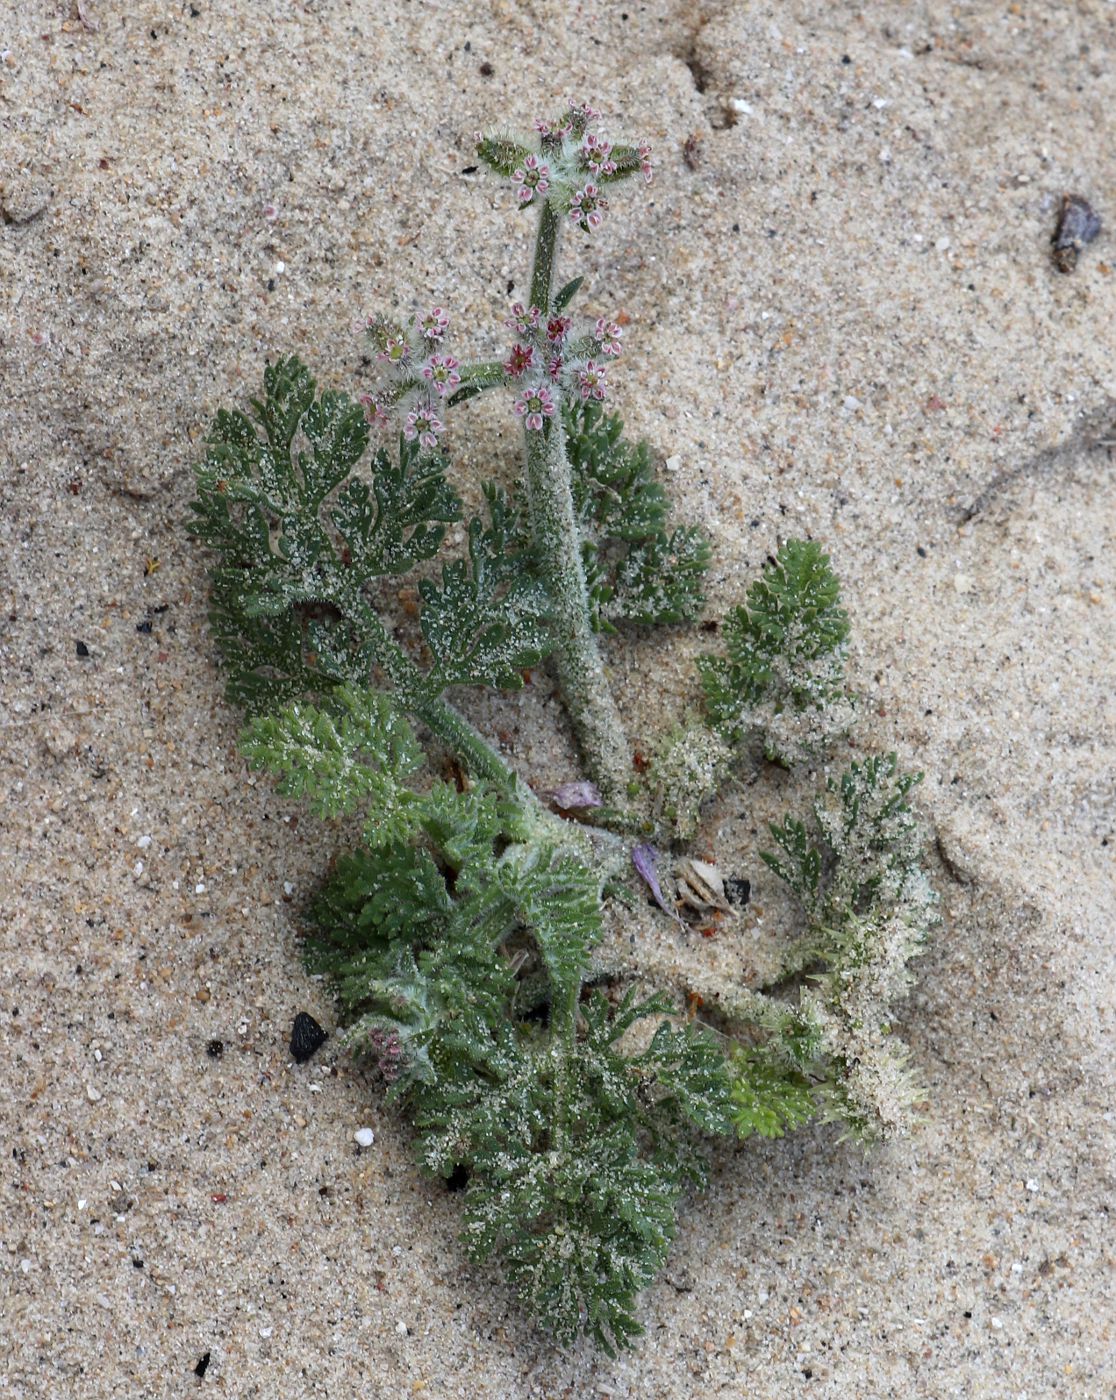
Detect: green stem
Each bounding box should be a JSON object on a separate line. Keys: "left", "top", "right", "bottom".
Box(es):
{"left": 523, "top": 202, "right": 632, "bottom": 802}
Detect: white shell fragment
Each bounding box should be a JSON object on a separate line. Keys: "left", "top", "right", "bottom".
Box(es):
{"left": 676, "top": 858, "right": 732, "bottom": 914}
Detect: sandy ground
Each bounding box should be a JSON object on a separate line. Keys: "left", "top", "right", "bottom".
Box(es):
{"left": 2, "top": 1, "right": 1114, "bottom": 1396}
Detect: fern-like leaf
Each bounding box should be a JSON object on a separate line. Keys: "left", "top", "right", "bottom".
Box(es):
{"left": 564, "top": 400, "right": 709, "bottom": 631}
{"left": 189, "top": 356, "right": 461, "bottom": 714}
{"left": 419, "top": 485, "right": 553, "bottom": 690}
{"left": 698, "top": 539, "right": 852, "bottom": 764}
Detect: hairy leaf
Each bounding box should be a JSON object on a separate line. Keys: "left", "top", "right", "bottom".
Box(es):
{"left": 564, "top": 400, "right": 709, "bottom": 631}
{"left": 699, "top": 539, "right": 851, "bottom": 761}
{"left": 419, "top": 485, "right": 553, "bottom": 690}
{"left": 190, "top": 356, "right": 460, "bottom": 714}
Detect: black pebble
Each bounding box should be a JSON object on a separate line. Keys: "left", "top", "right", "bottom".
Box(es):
{"left": 206, "top": 1039, "right": 224, "bottom": 1060}
{"left": 136, "top": 620, "right": 153, "bottom": 634}
{"left": 194, "top": 1351, "right": 211, "bottom": 1378}
{"left": 289, "top": 1011, "right": 328, "bottom": 1063}
{"left": 75, "top": 641, "right": 90, "bottom": 658}
{"left": 724, "top": 876, "right": 751, "bottom": 907}
{"left": 446, "top": 1164, "right": 470, "bottom": 1192}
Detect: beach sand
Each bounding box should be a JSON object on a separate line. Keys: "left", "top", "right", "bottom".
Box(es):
{"left": 2, "top": 2, "right": 1113, "bottom": 1395}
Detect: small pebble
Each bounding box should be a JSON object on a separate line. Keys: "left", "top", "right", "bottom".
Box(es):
{"left": 290, "top": 1011, "right": 328, "bottom": 1064}
{"left": 395, "top": 1320, "right": 408, "bottom": 1335}
{"left": 354, "top": 1127, "right": 375, "bottom": 1148}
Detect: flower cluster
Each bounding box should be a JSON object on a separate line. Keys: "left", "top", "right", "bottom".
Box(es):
{"left": 361, "top": 307, "right": 460, "bottom": 449}
{"left": 367, "top": 1025, "right": 404, "bottom": 1084}
{"left": 477, "top": 103, "right": 653, "bottom": 233}
{"left": 500, "top": 299, "right": 623, "bottom": 430}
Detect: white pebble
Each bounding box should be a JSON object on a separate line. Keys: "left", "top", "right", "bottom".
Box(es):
{"left": 274, "top": 260, "right": 286, "bottom": 274}
{"left": 136, "top": 835, "right": 152, "bottom": 849}
{"left": 283, "top": 881, "right": 295, "bottom": 896}
{"left": 395, "top": 1320, "right": 408, "bottom": 1335}
{"left": 195, "top": 882, "right": 206, "bottom": 894}
{"left": 1025, "top": 1178, "right": 1039, "bottom": 1192}
{"left": 729, "top": 97, "right": 753, "bottom": 116}
{"left": 86, "top": 1084, "right": 102, "bottom": 1103}
{"left": 133, "top": 861, "right": 144, "bottom": 876}
{"left": 353, "top": 1127, "right": 375, "bottom": 1148}
{"left": 19, "top": 1258, "right": 32, "bottom": 1273}
{"left": 259, "top": 1326, "right": 273, "bottom": 1338}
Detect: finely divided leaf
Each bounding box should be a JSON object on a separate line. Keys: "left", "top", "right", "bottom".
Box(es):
{"left": 419, "top": 486, "right": 552, "bottom": 690}
{"left": 564, "top": 400, "right": 709, "bottom": 631}
{"left": 190, "top": 356, "right": 461, "bottom": 714}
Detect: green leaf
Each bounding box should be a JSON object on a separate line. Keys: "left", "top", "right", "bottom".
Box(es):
{"left": 761, "top": 816, "right": 822, "bottom": 915}
{"left": 606, "top": 526, "right": 711, "bottom": 627}
{"left": 329, "top": 435, "right": 460, "bottom": 578}
{"left": 476, "top": 135, "right": 532, "bottom": 178}
{"left": 698, "top": 538, "right": 851, "bottom": 761}
{"left": 190, "top": 356, "right": 462, "bottom": 714}
{"left": 240, "top": 686, "right": 423, "bottom": 846}
{"left": 727, "top": 1047, "right": 816, "bottom": 1140}
{"left": 419, "top": 485, "right": 553, "bottom": 690}
{"left": 553, "top": 275, "right": 584, "bottom": 311}
{"left": 563, "top": 399, "right": 709, "bottom": 631}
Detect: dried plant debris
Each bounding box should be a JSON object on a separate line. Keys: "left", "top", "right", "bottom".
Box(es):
{"left": 1051, "top": 193, "right": 1101, "bottom": 273}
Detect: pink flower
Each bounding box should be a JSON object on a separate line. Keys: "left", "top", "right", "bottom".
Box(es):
{"left": 513, "top": 153, "right": 551, "bottom": 204}
{"left": 504, "top": 301, "right": 541, "bottom": 336}
{"left": 503, "top": 343, "right": 536, "bottom": 378}
{"left": 594, "top": 317, "right": 624, "bottom": 357}
{"left": 421, "top": 353, "right": 461, "bottom": 397}
{"left": 546, "top": 315, "right": 572, "bottom": 345}
{"left": 418, "top": 306, "right": 449, "bottom": 340}
{"left": 358, "top": 393, "right": 390, "bottom": 430}
{"left": 513, "top": 383, "right": 556, "bottom": 431}
{"left": 579, "top": 132, "right": 616, "bottom": 176}
{"left": 379, "top": 334, "right": 411, "bottom": 367}
{"left": 638, "top": 141, "right": 653, "bottom": 184}
{"left": 403, "top": 405, "right": 444, "bottom": 450}
{"left": 575, "top": 360, "right": 608, "bottom": 402}
{"left": 569, "top": 183, "right": 607, "bottom": 231}
{"left": 546, "top": 352, "right": 563, "bottom": 382}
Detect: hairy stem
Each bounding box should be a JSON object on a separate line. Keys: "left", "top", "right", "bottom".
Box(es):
{"left": 523, "top": 203, "right": 632, "bottom": 802}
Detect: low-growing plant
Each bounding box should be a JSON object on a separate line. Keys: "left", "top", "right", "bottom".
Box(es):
{"left": 189, "top": 102, "right": 938, "bottom": 1353}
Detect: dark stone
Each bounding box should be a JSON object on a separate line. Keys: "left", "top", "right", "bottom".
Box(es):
{"left": 289, "top": 1011, "right": 328, "bottom": 1064}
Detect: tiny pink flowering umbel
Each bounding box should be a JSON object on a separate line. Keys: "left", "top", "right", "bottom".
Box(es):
{"left": 575, "top": 360, "right": 608, "bottom": 402}
{"left": 422, "top": 354, "right": 461, "bottom": 397}
{"left": 505, "top": 302, "right": 542, "bottom": 337}
{"left": 513, "top": 153, "right": 551, "bottom": 205}
{"left": 514, "top": 383, "right": 556, "bottom": 431}
{"left": 594, "top": 318, "right": 624, "bottom": 357}
{"left": 404, "top": 404, "right": 444, "bottom": 450}
{"left": 358, "top": 394, "right": 390, "bottom": 430}
{"left": 579, "top": 132, "right": 616, "bottom": 176}
{"left": 569, "top": 183, "right": 607, "bottom": 231}
{"left": 503, "top": 343, "right": 536, "bottom": 378}
{"left": 418, "top": 306, "right": 449, "bottom": 340}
